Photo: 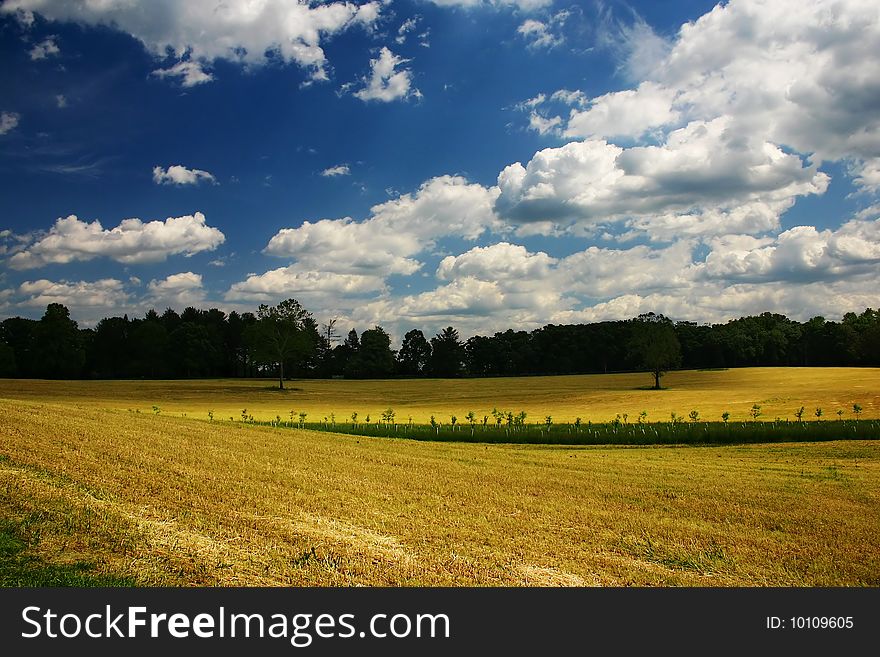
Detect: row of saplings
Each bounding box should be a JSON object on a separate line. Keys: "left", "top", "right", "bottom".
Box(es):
{"left": 186, "top": 403, "right": 874, "bottom": 446}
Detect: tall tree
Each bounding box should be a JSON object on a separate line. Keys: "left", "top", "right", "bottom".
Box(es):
{"left": 398, "top": 328, "right": 431, "bottom": 376}
{"left": 0, "top": 339, "right": 16, "bottom": 377}
{"left": 31, "top": 303, "right": 85, "bottom": 378}
{"left": 90, "top": 316, "right": 132, "bottom": 377}
{"left": 341, "top": 329, "right": 361, "bottom": 378}
{"left": 244, "top": 298, "right": 314, "bottom": 389}
{"left": 0, "top": 317, "right": 37, "bottom": 377}
{"left": 169, "top": 322, "right": 217, "bottom": 378}
{"left": 628, "top": 313, "right": 681, "bottom": 390}
{"left": 129, "top": 318, "right": 169, "bottom": 377}
{"left": 429, "top": 326, "right": 466, "bottom": 378}
{"left": 355, "top": 326, "right": 396, "bottom": 378}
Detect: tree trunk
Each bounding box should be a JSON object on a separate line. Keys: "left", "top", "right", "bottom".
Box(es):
{"left": 653, "top": 369, "right": 661, "bottom": 390}
{"left": 279, "top": 359, "right": 284, "bottom": 389}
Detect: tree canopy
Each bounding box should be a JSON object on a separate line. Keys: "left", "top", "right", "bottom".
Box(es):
{"left": 244, "top": 299, "right": 315, "bottom": 389}
{"left": 628, "top": 313, "right": 682, "bottom": 390}
{"left": 4, "top": 304, "right": 880, "bottom": 381}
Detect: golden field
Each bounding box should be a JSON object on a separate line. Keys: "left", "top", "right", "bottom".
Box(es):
{"left": 0, "top": 367, "right": 878, "bottom": 425}
{"left": 1, "top": 383, "right": 879, "bottom": 586}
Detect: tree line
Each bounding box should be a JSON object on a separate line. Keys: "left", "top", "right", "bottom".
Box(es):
{"left": 1, "top": 300, "right": 879, "bottom": 382}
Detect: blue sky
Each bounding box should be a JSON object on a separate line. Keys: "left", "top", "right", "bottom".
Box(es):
{"left": 1, "top": 0, "right": 879, "bottom": 340}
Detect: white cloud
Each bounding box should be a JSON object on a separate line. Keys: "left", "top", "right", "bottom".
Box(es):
{"left": 320, "top": 164, "right": 351, "bottom": 177}
{"left": 517, "top": 19, "right": 561, "bottom": 50}
{"left": 261, "top": 175, "right": 500, "bottom": 278}
{"left": 151, "top": 60, "right": 214, "bottom": 88}
{"left": 2, "top": 0, "right": 382, "bottom": 83}
{"left": 702, "top": 216, "right": 880, "bottom": 283}
{"left": 559, "top": 241, "right": 697, "bottom": 299}
{"left": 608, "top": 14, "right": 672, "bottom": 82}
{"left": 8, "top": 212, "right": 225, "bottom": 269}
{"left": 528, "top": 112, "right": 562, "bottom": 136}
{"left": 28, "top": 35, "right": 59, "bottom": 60}
{"left": 437, "top": 242, "right": 556, "bottom": 283}
{"left": 55, "top": 94, "right": 67, "bottom": 108}
{"left": 550, "top": 89, "right": 587, "bottom": 107}
{"left": 147, "top": 271, "right": 206, "bottom": 307}
{"left": 396, "top": 17, "right": 418, "bottom": 45}
{"left": 427, "top": 0, "right": 552, "bottom": 9}
{"left": 565, "top": 82, "right": 679, "bottom": 140}
{"left": 564, "top": 0, "right": 880, "bottom": 168}
{"left": 352, "top": 47, "right": 418, "bottom": 103}
{"left": 518, "top": 9, "right": 569, "bottom": 50}
{"left": 153, "top": 165, "right": 216, "bottom": 186}
{"left": 0, "top": 112, "right": 20, "bottom": 135}
{"left": 501, "top": 0, "right": 880, "bottom": 252}
{"left": 516, "top": 89, "right": 586, "bottom": 137}
{"left": 852, "top": 158, "right": 880, "bottom": 193}
{"left": 225, "top": 265, "right": 385, "bottom": 304}
{"left": 18, "top": 278, "right": 129, "bottom": 310}
{"left": 855, "top": 203, "right": 880, "bottom": 221}
{"left": 514, "top": 93, "right": 546, "bottom": 111}
{"left": 553, "top": 278, "right": 880, "bottom": 326}
{"left": 265, "top": 216, "right": 423, "bottom": 277}
{"left": 346, "top": 240, "right": 695, "bottom": 338}
{"left": 496, "top": 117, "right": 829, "bottom": 239}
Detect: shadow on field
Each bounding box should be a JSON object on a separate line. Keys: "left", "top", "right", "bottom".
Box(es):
{"left": 0, "top": 517, "right": 135, "bottom": 587}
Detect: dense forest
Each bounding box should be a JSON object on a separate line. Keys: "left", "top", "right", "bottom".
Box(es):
{"left": 1, "top": 301, "right": 880, "bottom": 381}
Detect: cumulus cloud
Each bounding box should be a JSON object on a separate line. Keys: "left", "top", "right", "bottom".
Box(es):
{"left": 553, "top": 278, "right": 880, "bottom": 326}
{"left": 153, "top": 165, "right": 217, "bottom": 186}
{"left": 146, "top": 271, "right": 206, "bottom": 307}
{"left": 8, "top": 212, "right": 225, "bottom": 269}
{"left": 261, "top": 175, "right": 500, "bottom": 280}
{"left": 564, "top": 82, "right": 679, "bottom": 140}
{"left": 17, "top": 278, "right": 129, "bottom": 310}
{"left": 347, "top": 208, "right": 880, "bottom": 338}
{"left": 347, "top": 240, "right": 694, "bottom": 338}
{"left": 321, "top": 164, "right": 351, "bottom": 177}
{"left": 265, "top": 217, "right": 423, "bottom": 277}
{"left": 225, "top": 264, "right": 385, "bottom": 304}
{"left": 567, "top": 0, "right": 880, "bottom": 166}
{"left": 437, "top": 242, "right": 556, "bottom": 283}
{"left": 852, "top": 158, "right": 880, "bottom": 193}
{"left": 498, "top": 0, "right": 880, "bottom": 243}
{"left": 28, "top": 35, "right": 59, "bottom": 60}
{"left": 352, "top": 47, "right": 418, "bottom": 103}
{"left": 559, "top": 241, "right": 697, "bottom": 299}
{"left": 701, "top": 216, "right": 880, "bottom": 283}
{"left": 496, "top": 116, "right": 829, "bottom": 238}
{"left": 414, "top": 237, "right": 880, "bottom": 336}
{"left": 1, "top": 0, "right": 381, "bottom": 83}
{"left": 0, "top": 112, "right": 20, "bottom": 135}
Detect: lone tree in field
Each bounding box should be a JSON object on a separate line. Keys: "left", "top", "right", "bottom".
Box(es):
{"left": 628, "top": 313, "right": 681, "bottom": 390}
{"left": 245, "top": 298, "right": 314, "bottom": 389}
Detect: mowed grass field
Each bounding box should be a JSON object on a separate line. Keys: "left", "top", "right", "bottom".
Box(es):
{"left": 0, "top": 367, "right": 878, "bottom": 425}
{"left": 1, "top": 371, "right": 879, "bottom": 586}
